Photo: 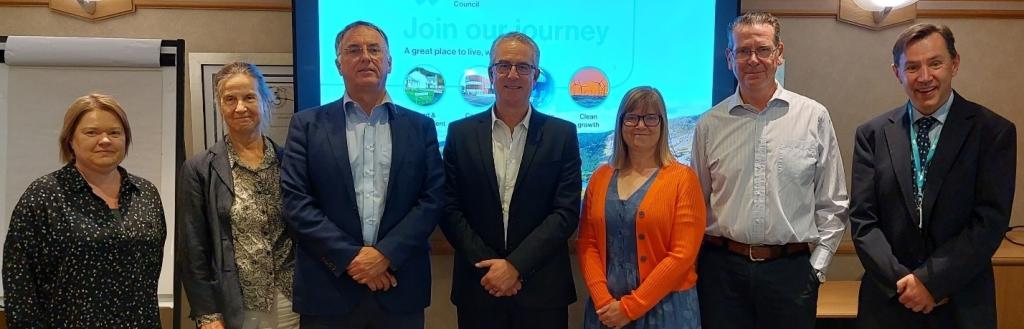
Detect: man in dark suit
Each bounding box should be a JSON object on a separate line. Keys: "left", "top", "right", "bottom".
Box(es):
{"left": 851, "top": 23, "right": 1016, "bottom": 329}
{"left": 440, "top": 32, "right": 582, "bottom": 329}
{"left": 280, "top": 21, "right": 444, "bottom": 329}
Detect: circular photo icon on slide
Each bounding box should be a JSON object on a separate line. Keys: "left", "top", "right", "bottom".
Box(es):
{"left": 460, "top": 66, "right": 494, "bottom": 107}
{"left": 530, "top": 68, "right": 553, "bottom": 108}
{"left": 404, "top": 66, "right": 445, "bottom": 106}
{"left": 569, "top": 67, "right": 609, "bottom": 108}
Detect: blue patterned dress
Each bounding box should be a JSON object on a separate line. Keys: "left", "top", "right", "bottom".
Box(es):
{"left": 583, "top": 169, "right": 701, "bottom": 329}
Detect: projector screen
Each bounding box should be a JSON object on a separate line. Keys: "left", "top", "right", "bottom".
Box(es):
{"left": 293, "top": 0, "right": 739, "bottom": 183}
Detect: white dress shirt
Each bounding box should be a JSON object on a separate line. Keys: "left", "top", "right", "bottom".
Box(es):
{"left": 691, "top": 84, "right": 849, "bottom": 276}
{"left": 491, "top": 106, "right": 532, "bottom": 247}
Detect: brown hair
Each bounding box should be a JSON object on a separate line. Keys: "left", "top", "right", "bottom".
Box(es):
{"left": 892, "top": 23, "right": 958, "bottom": 66}
{"left": 728, "top": 12, "right": 782, "bottom": 49}
{"left": 611, "top": 86, "right": 676, "bottom": 169}
{"left": 59, "top": 93, "right": 132, "bottom": 163}
{"left": 213, "top": 61, "right": 274, "bottom": 132}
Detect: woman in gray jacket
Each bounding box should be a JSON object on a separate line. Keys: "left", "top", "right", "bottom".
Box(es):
{"left": 177, "top": 62, "right": 297, "bottom": 329}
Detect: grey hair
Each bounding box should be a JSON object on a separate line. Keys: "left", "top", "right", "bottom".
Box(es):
{"left": 213, "top": 61, "right": 274, "bottom": 133}
{"left": 489, "top": 32, "right": 540, "bottom": 65}
{"left": 335, "top": 20, "right": 390, "bottom": 55}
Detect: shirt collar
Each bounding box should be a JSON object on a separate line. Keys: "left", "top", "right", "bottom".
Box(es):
{"left": 909, "top": 92, "right": 954, "bottom": 124}
{"left": 724, "top": 80, "right": 791, "bottom": 114}
{"left": 342, "top": 92, "right": 394, "bottom": 118}
{"left": 491, "top": 105, "right": 533, "bottom": 130}
{"left": 226, "top": 136, "right": 278, "bottom": 171}
{"left": 58, "top": 162, "right": 138, "bottom": 194}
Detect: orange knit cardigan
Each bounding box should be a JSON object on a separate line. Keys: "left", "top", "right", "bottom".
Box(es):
{"left": 576, "top": 162, "right": 706, "bottom": 320}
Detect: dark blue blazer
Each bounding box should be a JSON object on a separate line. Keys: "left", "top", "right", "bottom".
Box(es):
{"left": 280, "top": 99, "right": 444, "bottom": 316}
{"left": 851, "top": 92, "right": 1016, "bottom": 329}
{"left": 440, "top": 109, "right": 582, "bottom": 309}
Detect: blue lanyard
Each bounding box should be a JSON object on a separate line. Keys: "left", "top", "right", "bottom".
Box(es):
{"left": 908, "top": 104, "right": 939, "bottom": 225}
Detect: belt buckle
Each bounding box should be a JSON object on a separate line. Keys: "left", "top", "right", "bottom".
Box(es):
{"left": 748, "top": 244, "right": 766, "bottom": 262}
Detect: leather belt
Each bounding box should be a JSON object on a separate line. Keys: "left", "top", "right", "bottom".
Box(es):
{"left": 704, "top": 235, "right": 810, "bottom": 262}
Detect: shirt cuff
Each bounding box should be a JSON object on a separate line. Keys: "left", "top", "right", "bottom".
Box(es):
{"left": 809, "top": 244, "right": 835, "bottom": 278}
{"left": 195, "top": 313, "right": 223, "bottom": 327}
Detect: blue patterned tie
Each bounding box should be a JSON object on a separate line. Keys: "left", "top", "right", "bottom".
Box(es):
{"left": 914, "top": 116, "right": 939, "bottom": 169}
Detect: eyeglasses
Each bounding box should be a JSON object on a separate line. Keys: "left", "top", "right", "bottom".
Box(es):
{"left": 731, "top": 46, "right": 776, "bottom": 60}
{"left": 623, "top": 114, "right": 662, "bottom": 127}
{"left": 341, "top": 45, "right": 385, "bottom": 59}
{"left": 490, "top": 62, "right": 536, "bottom": 76}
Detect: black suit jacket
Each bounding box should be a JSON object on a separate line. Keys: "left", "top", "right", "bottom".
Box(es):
{"left": 177, "top": 138, "right": 285, "bottom": 329}
{"left": 281, "top": 100, "right": 444, "bottom": 316}
{"left": 851, "top": 92, "right": 1016, "bottom": 329}
{"left": 440, "top": 109, "right": 582, "bottom": 309}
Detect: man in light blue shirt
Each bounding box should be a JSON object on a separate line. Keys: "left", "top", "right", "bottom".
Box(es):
{"left": 281, "top": 21, "right": 444, "bottom": 329}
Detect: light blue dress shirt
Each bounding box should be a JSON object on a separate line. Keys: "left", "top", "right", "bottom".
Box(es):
{"left": 909, "top": 92, "right": 954, "bottom": 147}
{"left": 343, "top": 93, "right": 393, "bottom": 246}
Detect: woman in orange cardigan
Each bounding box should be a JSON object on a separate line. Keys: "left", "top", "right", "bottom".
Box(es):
{"left": 577, "top": 86, "right": 706, "bottom": 329}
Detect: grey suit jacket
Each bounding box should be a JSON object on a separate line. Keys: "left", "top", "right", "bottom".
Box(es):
{"left": 176, "top": 138, "right": 284, "bottom": 329}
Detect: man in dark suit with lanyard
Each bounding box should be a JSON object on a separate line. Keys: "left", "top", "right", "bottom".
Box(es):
{"left": 439, "top": 32, "right": 582, "bottom": 329}
{"left": 851, "top": 23, "right": 1016, "bottom": 329}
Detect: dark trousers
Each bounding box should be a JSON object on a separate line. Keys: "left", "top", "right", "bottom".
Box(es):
{"left": 456, "top": 301, "right": 568, "bottom": 329}
{"left": 299, "top": 295, "right": 424, "bottom": 329}
{"left": 697, "top": 244, "right": 820, "bottom": 329}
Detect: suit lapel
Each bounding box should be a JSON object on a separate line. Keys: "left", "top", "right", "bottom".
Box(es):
{"left": 882, "top": 108, "right": 919, "bottom": 226}
{"left": 512, "top": 110, "right": 545, "bottom": 190}
{"left": 921, "top": 94, "right": 974, "bottom": 227}
{"left": 475, "top": 111, "right": 501, "bottom": 202}
{"left": 385, "top": 106, "right": 408, "bottom": 211}
{"left": 211, "top": 141, "right": 235, "bottom": 196}
{"left": 325, "top": 101, "right": 359, "bottom": 208}
{"left": 209, "top": 141, "right": 236, "bottom": 231}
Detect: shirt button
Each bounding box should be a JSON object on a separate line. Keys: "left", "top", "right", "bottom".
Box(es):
{"left": 640, "top": 256, "right": 647, "bottom": 262}
{"left": 638, "top": 211, "right": 645, "bottom": 218}
{"left": 638, "top": 234, "right": 646, "bottom": 240}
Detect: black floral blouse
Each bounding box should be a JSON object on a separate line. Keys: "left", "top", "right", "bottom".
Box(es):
{"left": 225, "top": 138, "right": 293, "bottom": 312}
{"left": 2, "top": 163, "right": 166, "bottom": 328}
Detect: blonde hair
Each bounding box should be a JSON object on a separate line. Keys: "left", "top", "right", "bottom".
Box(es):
{"left": 610, "top": 86, "right": 675, "bottom": 169}
{"left": 59, "top": 93, "right": 132, "bottom": 163}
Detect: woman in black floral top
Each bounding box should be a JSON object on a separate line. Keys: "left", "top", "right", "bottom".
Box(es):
{"left": 178, "top": 62, "right": 297, "bottom": 329}
{"left": 2, "top": 94, "right": 166, "bottom": 328}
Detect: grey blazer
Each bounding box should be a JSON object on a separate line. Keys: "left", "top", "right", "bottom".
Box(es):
{"left": 176, "top": 138, "right": 284, "bottom": 329}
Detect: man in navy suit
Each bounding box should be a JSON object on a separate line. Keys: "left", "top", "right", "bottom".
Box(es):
{"left": 281, "top": 21, "right": 444, "bottom": 329}
{"left": 851, "top": 23, "right": 1016, "bottom": 329}
{"left": 440, "top": 32, "right": 582, "bottom": 329}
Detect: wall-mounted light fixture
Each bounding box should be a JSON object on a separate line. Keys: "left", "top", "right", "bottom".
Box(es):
{"left": 77, "top": 0, "right": 100, "bottom": 14}
{"left": 838, "top": 0, "right": 918, "bottom": 30}
{"left": 50, "top": 0, "right": 135, "bottom": 21}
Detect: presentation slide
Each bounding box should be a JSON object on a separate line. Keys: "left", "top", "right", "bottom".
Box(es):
{"left": 299, "top": 0, "right": 727, "bottom": 183}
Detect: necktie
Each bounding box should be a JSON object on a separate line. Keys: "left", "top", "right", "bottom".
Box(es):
{"left": 914, "top": 116, "right": 939, "bottom": 169}
{"left": 913, "top": 116, "right": 939, "bottom": 227}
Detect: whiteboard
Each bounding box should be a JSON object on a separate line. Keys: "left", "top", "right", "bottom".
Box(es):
{"left": 0, "top": 37, "right": 181, "bottom": 303}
